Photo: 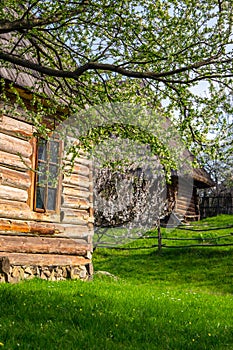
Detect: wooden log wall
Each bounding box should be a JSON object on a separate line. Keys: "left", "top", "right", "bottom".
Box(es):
{"left": 0, "top": 110, "right": 93, "bottom": 274}
{"left": 61, "top": 150, "right": 94, "bottom": 243}
{"left": 0, "top": 114, "right": 33, "bottom": 208}
{"left": 173, "top": 177, "right": 200, "bottom": 221}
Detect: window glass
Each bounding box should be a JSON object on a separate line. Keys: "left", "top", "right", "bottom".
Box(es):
{"left": 36, "top": 186, "right": 45, "bottom": 209}
{"left": 48, "top": 164, "right": 59, "bottom": 187}
{"left": 47, "top": 188, "right": 57, "bottom": 211}
{"left": 34, "top": 137, "right": 61, "bottom": 212}
{"left": 37, "top": 162, "right": 46, "bottom": 184}
{"left": 38, "top": 139, "right": 47, "bottom": 161}
{"left": 49, "top": 141, "right": 59, "bottom": 163}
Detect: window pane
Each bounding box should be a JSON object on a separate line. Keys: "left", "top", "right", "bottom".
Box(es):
{"left": 35, "top": 137, "right": 61, "bottom": 212}
{"left": 37, "top": 161, "right": 46, "bottom": 185}
{"left": 36, "top": 187, "right": 45, "bottom": 209}
{"left": 47, "top": 188, "right": 57, "bottom": 211}
{"left": 38, "top": 139, "right": 47, "bottom": 161}
{"left": 49, "top": 141, "right": 59, "bottom": 163}
{"left": 48, "top": 164, "right": 59, "bottom": 187}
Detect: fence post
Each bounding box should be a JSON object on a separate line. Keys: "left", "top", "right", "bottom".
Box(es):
{"left": 158, "top": 219, "right": 162, "bottom": 252}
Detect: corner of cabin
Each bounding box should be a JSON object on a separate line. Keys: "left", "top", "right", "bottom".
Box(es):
{"left": 0, "top": 97, "right": 94, "bottom": 283}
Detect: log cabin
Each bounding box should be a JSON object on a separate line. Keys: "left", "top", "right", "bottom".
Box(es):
{"left": 168, "top": 166, "right": 215, "bottom": 223}
{"left": 0, "top": 39, "right": 94, "bottom": 283}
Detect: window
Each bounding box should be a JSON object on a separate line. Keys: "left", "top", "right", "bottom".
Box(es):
{"left": 34, "top": 137, "right": 62, "bottom": 212}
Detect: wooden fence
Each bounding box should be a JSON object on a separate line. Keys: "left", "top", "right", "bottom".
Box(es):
{"left": 96, "top": 223, "right": 233, "bottom": 251}
{"left": 199, "top": 194, "right": 233, "bottom": 218}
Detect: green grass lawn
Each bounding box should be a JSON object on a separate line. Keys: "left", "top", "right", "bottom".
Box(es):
{"left": 1, "top": 215, "right": 233, "bottom": 349}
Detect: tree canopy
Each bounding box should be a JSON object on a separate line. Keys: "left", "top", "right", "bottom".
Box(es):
{"left": 1, "top": 0, "right": 232, "bottom": 241}
{"left": 0, "top": 0, "right": 232, "bottom": 157}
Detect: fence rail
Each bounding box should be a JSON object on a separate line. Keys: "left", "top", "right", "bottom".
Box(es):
{"left": 96, "top": 224, "right": 233, "bottom": 250}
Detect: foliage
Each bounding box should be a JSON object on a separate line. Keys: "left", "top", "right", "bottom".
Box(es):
{"left": 0, "top": 0, "right": 232, "bottom": 158}
{"left": 198, "top": 117, "right": 233, "bottom": 195}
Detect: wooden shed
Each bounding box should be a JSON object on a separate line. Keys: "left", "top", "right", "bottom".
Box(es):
{"left": 0, "top": 65, "right": 94, "bottom": 283}
{"left": 167, "top": 164, "right": 215, "bottom": 223}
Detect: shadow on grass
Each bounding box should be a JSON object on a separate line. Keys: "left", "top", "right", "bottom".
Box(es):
{"left": 93, "top": 247, "right": 233, "bottom": 294}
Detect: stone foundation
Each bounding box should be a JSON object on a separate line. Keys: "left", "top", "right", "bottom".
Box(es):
{"left": 0, "top": 259, "right": 92, "bottom": 283}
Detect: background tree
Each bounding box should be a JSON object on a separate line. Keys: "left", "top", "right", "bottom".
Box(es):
{"left": 199, "top": 116, "right": 233, "bottom": 195}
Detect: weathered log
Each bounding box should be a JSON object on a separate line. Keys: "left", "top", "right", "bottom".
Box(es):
{"left": 0, "top": 219, "right": 30, "bottom": 233}
{"left": 185, "top": 210, "right": 198, "bottom": 216}
{"left": 0, "top": 184, "right": 28, "bottom": 202}
{"left": 0, "top": 217, "right": 92, "bottom": 239}
{"left": 0, "top": 132, "right": 32, "bottom": 158}
{"left": 63, "top": 173, "right": 90, "bottom": 189}
{"left": 0, "top": 220, "right": 92, "bottom": 242}
{"left": 61, "top": 208, "right": 91, "bottom": 225}
{"left": 59, "top": 223, "right": 89, "bottom": 234}
{"left": 176, "top": 201, "right": 196, "bottom": 209}
{"left": 62, "top": 185, "right": 90, "bottom": 199}
{"left": 0, "top": 218, "right": 61, "bottom": 235}
{"left": 0, "top": 235, "right": 91, "bottom": 256}
{"left": 0, "top": 252, "right": 91, "bottom": 266}
{"left": 177, "top": 196, "right": 195, "bottom": 204}
{"left": 63, "top": 155, "right": 91, "bottom": 167}
{"left": 0, "top": 115, "right": 33, "bottom": 138}
{"left": 176, "top": 194, "right": 195, "bottom": 202}
{"left": 29, "top": 222, "right": 61, "bottom": 235}
{"left": 0, "top": 199, "right": 60, "bottom": 223}
{"left": 65, "top": 164, "right": 90, "bottom": 176}
{"left": 0, "top": 198, "right": 30, "bottom": 212}
{"left": 61, "top": 194, "right": 90, "bottom": 210}
{"left": 0, "top": 166, "right": 31, "bottom": 189}
{"left": 175, "top": 208, "right": 197, "bottom": 216}
{"left": 0, "top": 150, "right": 31, "bottom": 170}
{"left": 61, "top": 224, "right": 93, "bottom": 239}
{"left": 176, "top": 198, "right": 195, "bottom": 207}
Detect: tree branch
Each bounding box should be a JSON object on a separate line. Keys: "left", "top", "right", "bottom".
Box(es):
{"left": 0, "top": 7, "right": 87, "bottom": 34}
{"left": 0, "top": 47, "right": 231, "bottom": 84}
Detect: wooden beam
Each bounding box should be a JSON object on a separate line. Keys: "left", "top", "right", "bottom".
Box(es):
{"left": 0, "top": 217, "right": 92, "bottom": 239}
{"left": 62, "top": 185, "right": 90, "bottom": 199}
{"left": 0, "top": 132, "right": 32, "bottom": 158}
{"left": 176, "top": 202, "right": 196, "bottom": 211}
{"left": 0, "top": 150, "right": 30, "bottom": 170}
{"left": 61, "top": 194, "right": 90, "bottom": 210}
{"left": 0, "top": 199, "right": 60, "bottom": 223}
{"left": 0, "top": 166, "right": 31, "bottom": 189}
{"left": 63, "top": 174, "right": 90, "bottom": 189}
{"left": 0, "top": 218, "right": 61, "bottom": 235}
{"left": 0, "top": 184, "right": 28, "bottom": 202}
{"left": 0, "top": 198, "right": 29, "bottom": 211}
{"left": 61, "top": 208, "right": 92, "bottom": 225}
{"left": 0, "top": 252, "right": 91, "bottom": 266}
{"left": 63, "top": 164, "right": 90, "bottom": 176}
{"left": 0, "top": 235, "right": 91, "bottom": 255}
{"left": 0, "top": 115, "right": 33, "bottom": 138}
{"left": 59, "top": 224, "right": 90, "bottom": 237}
{"left": 63, "top": 154, "right": 91, "bottom": 167}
